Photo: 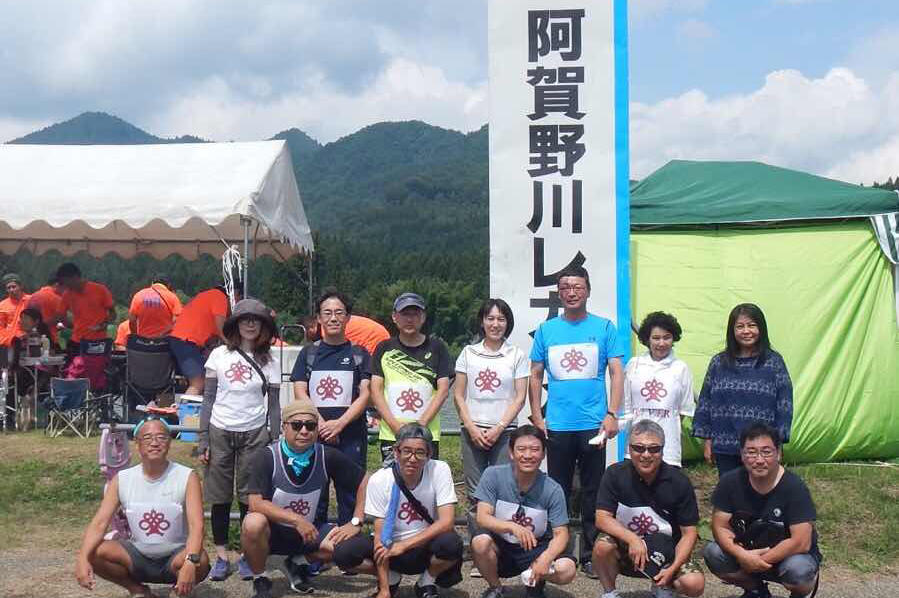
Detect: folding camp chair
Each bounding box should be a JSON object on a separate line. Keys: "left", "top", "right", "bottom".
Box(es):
{"left": 46, "top": 377, "right": 98, "bottom": 437}
{"left": 124, "top": 335, "right": 175, "bottom": 421}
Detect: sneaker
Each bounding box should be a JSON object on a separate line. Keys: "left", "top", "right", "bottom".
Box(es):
{"left": 209, "top": 557, "right": 232, "bottom": 581}
{"left": 308, "top": 560, "right": 333, "bottom": 576}
{"left": 741, "top": 584, "right": 772, "bottom": 598}
{"left": 581, "top": 561, "right": 599, "bottom": 579}
{"left": 480, "top": 587, "right": 504, "bottom": 598}
{"left": 525, "top": 581, "right": 547, "bottom": 598}
{"left": 652, "top": 584, "right": 677, "bottom": 598}
{"left": 250, "top": 575, "right": 273, "bottom": 598}
{"left": 237, "top": 555, "right": 254, "bottom": 580}
{"left": 415, "top": 583, "right": 440, "bottom": 598}
{"left": 470, "top": 564, "right": 483, "bottom": 578}
{"left": 601, "top": 591, "right": 623, "bottom": 598}
{"left": 280, "top": 556, "right": 314, "bottom": 594}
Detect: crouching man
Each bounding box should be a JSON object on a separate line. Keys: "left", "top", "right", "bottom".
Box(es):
{"left": 241, "top": 397, "right": 369, "bottom": 598}
{"left": 592, "top": 419, "right": 705, "bottom": 598}
{"left": 76, "top": 416, "right": 209, "bottom": 598}
{"left": 704, "top": 422, "right": 820, "bottom": 598}
{"left": 334, "top": 423, "right": 463, "bottom": 598}
{"left": 470, "top": 425, "right": 576, "bottom": 598}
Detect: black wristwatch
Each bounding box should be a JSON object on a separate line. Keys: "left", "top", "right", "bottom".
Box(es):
{"left": 606, "top": 412, "right": 618, "bottom": 419}
{"left": 186, "top": 553, "right": 201, "bottom": 564}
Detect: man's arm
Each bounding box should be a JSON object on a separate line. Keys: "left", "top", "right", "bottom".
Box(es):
{"left": 128, "top": 315, "right": 139, "bottom": 337}
{"left": 417, "top": 376, "right": 449, "bottom": 427}
{"left": 530, "top": 525, "right": 570, "bottom": 583}
{"left": 333, "top": 378, "right": 370, "bottom": 432}
{"left": 214, "top": 314, "right": 226, "bottom": 341}
{"left": 710, "top": 509, "right": 771, "bottom": 573}
{"left": 596, "top": 508, "right": 648, "bottom": 571}
{"left": 328, "top": 472, "right": 371, "bottom": 544}
{"left": 760, "top": 521, "right": 813, "bottom": 565}
{"left": 370, "top": 375, "right": 402, "bottom": 433}
{"left": 528, "top": 360, "right": 546, "bottom": 434}
{"left": 372, "top": 517, "right": 392, "bottom": 594}
{"left": 603, "top": 356, "right": 624, "bottom": 438}
{"left": 75, "top": 475, "right": 122, "bottom": 590}
{"left": 247, "top": 493, "right": 318, "bottom": 544}
{"left": 174, "top": 471, "right": 205, "bottom": 596}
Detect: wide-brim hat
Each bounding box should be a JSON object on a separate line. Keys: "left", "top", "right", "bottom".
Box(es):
{"left": 222, "top": 298, "right": 277, "bottom": 339}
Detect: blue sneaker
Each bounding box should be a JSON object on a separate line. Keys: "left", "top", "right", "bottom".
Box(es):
{"left": 209, "top": 557, "right": 233, "bottom": 581}
{"left": 237, "top": 555, "right": 254, "bottom": 580}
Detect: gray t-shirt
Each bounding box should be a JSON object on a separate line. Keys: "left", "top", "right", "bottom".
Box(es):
{"left": 472, "top": 464, "right": 568, "bottom": 544}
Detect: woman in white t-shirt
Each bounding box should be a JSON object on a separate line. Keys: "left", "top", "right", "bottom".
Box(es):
{"left": 198, "top": 298, "right": 281, "bottom": 582}
{"left": 623, "top": 312, "right": 695, "bottom": 467}
{"left": 453, "top": 298, "right": 529, "bottom": 536}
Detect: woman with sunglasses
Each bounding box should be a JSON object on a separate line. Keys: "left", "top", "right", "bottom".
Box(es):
{"left": 453, "top": 298, "right": 529, "bottom": 539}
{"left": 198, "top": 299, "right": 281, "bottom": 582}
{"left": 692, "top": 303, "right": 793, "bottom": 477}
{"left": 623, "top": 312, "right": 695, "bottom": 467}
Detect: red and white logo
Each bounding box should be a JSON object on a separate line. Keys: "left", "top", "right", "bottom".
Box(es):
{"left": 316, "top": 375, "right": 344, "bottom": 401}
{"left": 138, "top": 509, "right": 171, "bottom": 536}
{"left": 225, "top": 361, "right": 253, "bottom": 384}
{"left": 628, "top": 512, "right": 660, "bottom": 536}
{"left": 511, "top": 510, "right": 535, "bottom": 532}
{"left": 561, "top": 348, "right": 588, "bottom": 373}
{"left": 640, "top": 378, "right": 667, "bottom": 402}
{"left": 396, "top": 389, "right": 424, "bottom": 413}
{"left": 398, "top": 501, "right": 423, "bottom": 523}
{"left": 288, "top": 499, "right": 311, "bottom": 517}
{"left": 474, "top": 368, "right": 501, "bottom": 393}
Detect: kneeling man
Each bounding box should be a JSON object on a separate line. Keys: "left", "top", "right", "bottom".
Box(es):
{"left": 470, "top": 425, "right": 576, "bottom": 598}
{"left": 334, "top": 423, "right": 463, "bottom": 598}
{"left": 592, "top": 419, "right": 704, "bottom": 598}
{"left": 704, "top": 422, "right": 820, "bottom": 598}
{"left": 242, "top": 397, "right": 369, "bottom": 597}
{"left": 76, "top": 417, "right": 209, "bottom": 597}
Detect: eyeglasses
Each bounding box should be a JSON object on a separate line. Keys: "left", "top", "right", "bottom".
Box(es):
{"left": 286, "top": 420, "right": 318, "bottom": 432}
{"left": 742, "top": 448, "right": 776, "bottom": 459}
{"left": 558, "top": 284, "right": 587, "bottom": 293}
{"left": 320, "top": 310, "right": 347, "bottom": 320}
{"left": 239, "top": 316, "right": 262, "bottom": 325}
{"left": 139, "top": 433, "right": 170, "bottom": 444}
{"left": 397, "top": 447, "right": 428, "bottom": 460}
{"left": 630, "top": 444, "right": 663, "bottom": 454}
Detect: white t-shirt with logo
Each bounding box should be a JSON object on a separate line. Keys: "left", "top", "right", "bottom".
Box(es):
{"left": 365, "top": 459, "right": 457, "bottom": 541}
{"left": 623, "top": 352, "right": 695, "bottom": 466}
{"left": 206, "top": 345, "right": 280, "bottom": 432}
{"left": 455, "top": 340, "right": 529, "bottom": 427}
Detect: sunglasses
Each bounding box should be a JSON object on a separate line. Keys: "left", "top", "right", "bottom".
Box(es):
{"left": 630, "top": 444, "right": 663, "bottom": 454}
{"left": 286, "top": 420, "right": 318, "bottom": 432}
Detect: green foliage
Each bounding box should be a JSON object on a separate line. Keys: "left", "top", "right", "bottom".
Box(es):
{"left": 0, "top": 459, "right": 101, "bottom": 512}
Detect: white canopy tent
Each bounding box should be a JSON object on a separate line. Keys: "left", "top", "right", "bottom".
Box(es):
{"left": 0, "top": 140, "right": 314, "bottom": 294}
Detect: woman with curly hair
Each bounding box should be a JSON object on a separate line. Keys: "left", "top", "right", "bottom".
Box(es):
{"left": 624, "top": 311, "right": 696, "bottom": 467}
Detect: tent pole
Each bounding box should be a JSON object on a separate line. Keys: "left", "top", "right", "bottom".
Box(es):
{"left": 241, "top": 216, "right": 250, "bottom": 297}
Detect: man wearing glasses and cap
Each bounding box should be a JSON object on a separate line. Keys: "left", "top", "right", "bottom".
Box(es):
{"left": 241, "top": 397, "right": 369, "bottom": 598}
{"left": 76, "top": 417, "right": 210, "bottom": 598}
{"left": 370, "top": 292, "right": 451, "bottom": 461}
{"left": 592, "top": 420, "right": 705, "bottom": 598}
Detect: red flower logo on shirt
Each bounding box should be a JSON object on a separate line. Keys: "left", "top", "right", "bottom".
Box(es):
{"left": 225, "top": 361, "right": 254, "bottom": 384}
{"left": 288, "top": 499, "right": 311, "bottom": 517}
{"left": 511, "top": 510, "right": 535, "bottom": 532}
{"left": 641, "top": 379, "right": 668, "bottom": 402}
{"left": 316, "top": 375, "right": 344, "bottom": 400}
{"left": 561, "top": 349, "right": 588, "bottom": 373}
{"left": 627, "top": 513, "right": 660, "bottom": 536}
{"left": 398, "top": 501, "right": 423, "bottom": 523}
{"left": 138, "top": 509, "right": 171, "bottom": 536}
{"left": 474, "top": 368, "right": 501, "bottom": 392}
{"left": 396, "top": 389, "right": 424, "bottom": 413}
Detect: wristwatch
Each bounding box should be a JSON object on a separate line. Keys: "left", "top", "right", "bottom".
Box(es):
{"left": 186, "top": 553, "right": 201, "bottom": 564}
{"left": 606, "top": 412, "right": 618, "bottom": 419}
{"left": 350, "top": 516, "right": 362, "bottom": 527}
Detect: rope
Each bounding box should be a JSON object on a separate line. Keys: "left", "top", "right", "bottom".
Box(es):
{"left": 222, "top": 245, "right": 242, "bottom": 308}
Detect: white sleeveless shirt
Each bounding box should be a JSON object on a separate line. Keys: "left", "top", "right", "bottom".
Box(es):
{"left": 118, "top": 461, "right": 192, "bottom": 557}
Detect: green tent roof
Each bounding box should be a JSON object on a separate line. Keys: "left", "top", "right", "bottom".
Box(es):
{"left": 630, "top": 160, "right": 898, "bottom": 225}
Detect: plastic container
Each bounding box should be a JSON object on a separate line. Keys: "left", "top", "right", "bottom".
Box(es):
{"left": 177, "top": 402, "right": 202, "bottom": 441}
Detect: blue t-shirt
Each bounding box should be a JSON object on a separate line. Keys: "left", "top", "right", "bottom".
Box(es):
{"left": 472, "top": 463, "right": 568, "bottom": 544}
{"left": 530, "top": 313, "right": 623, "bottom": 431}
{"left": 290, "top": 340, "right": 371, "bottom": 440}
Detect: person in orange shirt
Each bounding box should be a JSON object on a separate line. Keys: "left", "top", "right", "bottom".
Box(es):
{"left": 114, "top": 320, "right": 132, "bottom": 351}
{"left": 56, "top": 263, "right": 116, "bottom": 355}
{"left": 129, "top": 276, "right": 183, "bottom": 339}
{"left": 0, "top": 273, "right": 32, "bottom": 347}
{"left": 27, "top": 276, "right": 68, "bottom": 345}
{"left": 344, "top": 314, "right": 390, "bottom": 356}
{"left": 168, "top": 286, "right": 235, "bottom": 396}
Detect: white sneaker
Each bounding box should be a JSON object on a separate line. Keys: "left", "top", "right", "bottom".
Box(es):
{"left": 652, "top": 584, "right": 677, "bottom": 598}
{"left": 601, "top": 591, "right": 623, "bottom": 598}
{"left": 470, "top": 564, "right": 483, "bottom": 578}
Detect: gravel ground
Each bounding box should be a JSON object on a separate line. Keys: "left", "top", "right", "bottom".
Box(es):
{"left": 1, "top": 549, "right": 895, "bottom": 598}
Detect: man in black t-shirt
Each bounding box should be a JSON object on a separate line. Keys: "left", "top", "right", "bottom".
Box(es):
{"left": 291, "top": 289, "right": 371, "bottom": 526}
{"left": 241, "top": 398, "right": 369, "bottom": 598}
{"left": 370, "top": 292, "right": 451, "bottom": 461}
{"left": 592, "top": 420, "right": 704, "bottom": 598}
{"left": 704, "top": 422, "right": 820, "bottom": 598}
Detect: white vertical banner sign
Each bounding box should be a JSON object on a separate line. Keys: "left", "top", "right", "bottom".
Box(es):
{"left": 488, "top": 0, "right": 631, "bottom": 463}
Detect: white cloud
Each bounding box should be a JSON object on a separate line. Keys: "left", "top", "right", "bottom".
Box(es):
{"left": 631, "top": 67, "right": 899, "bottom": 184}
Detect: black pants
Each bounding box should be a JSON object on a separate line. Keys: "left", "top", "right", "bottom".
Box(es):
{"left": 546, "top": 428, "right": 606, "bottom": 563}
{"left": 333, "top": 531, "right": 462, "bottom": 574}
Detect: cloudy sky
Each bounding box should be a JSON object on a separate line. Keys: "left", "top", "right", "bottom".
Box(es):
{"left": 1, "top": 0, "right": 897, "bottom": 183}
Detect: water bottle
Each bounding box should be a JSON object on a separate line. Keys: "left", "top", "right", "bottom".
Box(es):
{"left": 40, "top": 335, "right": 50, "bottom": 358}
{"left": 521, "top": 564, "right": 555, "bottom": 586}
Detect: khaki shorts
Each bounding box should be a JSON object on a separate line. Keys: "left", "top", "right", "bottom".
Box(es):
{"left": 596, "top": 533, "right": 702, "bottom": 579}
{"left": 204, "top": 424, "right": 270, "bottom": 504}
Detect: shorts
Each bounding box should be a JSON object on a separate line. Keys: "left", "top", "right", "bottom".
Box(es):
{"left": 488, "top": 535, "right": 576, "bottom": 578}
{"left": 166, "top": 336, "right": 205, "bottom": 379}
{"left": 333, "top": 531, "right": 463, "bottom": 576}
{"left": 118, "top": 540, "right": 180, "bottom": 584}
{"left": 703, "top": 541, "right": 819, "bottom": 587}
{"left": 204, "top": 424, "right": 271, "bottom": 504}
{"left": 596, "top": 533, "right": 702, "bottom": 579}
{"left": 270, "top": 522, "right": 336, "bottom": 556}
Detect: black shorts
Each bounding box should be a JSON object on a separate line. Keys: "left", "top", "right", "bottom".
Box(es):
{"left": 333, "top": 531, "right": 463, "bottom": 575}
{"left": 118, "top": 540, "right": 180, "bottom": 584}
{"left": 269, "top": 522, "right": 336, "bottom": 556}
{"left": 491, "top": 535, "right": 575, "bottom": 578}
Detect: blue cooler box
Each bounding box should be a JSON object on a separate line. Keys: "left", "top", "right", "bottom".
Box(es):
{"left": 177, "top": 402, "right": 202, "bottom": 441}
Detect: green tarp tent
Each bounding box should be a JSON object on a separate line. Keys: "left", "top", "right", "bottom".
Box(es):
{"left": 629, "top": 160, "right": 899, "bottom": 463}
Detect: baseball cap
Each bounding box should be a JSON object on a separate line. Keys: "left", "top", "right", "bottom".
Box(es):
{"left": 393, "top": 292, "right": 426, "bottom": 312}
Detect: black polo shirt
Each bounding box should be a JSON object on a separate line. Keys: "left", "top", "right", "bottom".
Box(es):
{"left": 596, "top": 460, "right": 699, "bottom": 544}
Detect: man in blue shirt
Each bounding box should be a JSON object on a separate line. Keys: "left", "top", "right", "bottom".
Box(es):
{"left": 528, "top": 265, "right": 624, "bottom": 576}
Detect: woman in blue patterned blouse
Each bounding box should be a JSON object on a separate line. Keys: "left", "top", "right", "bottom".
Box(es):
{"left": 691, "top": 303, "right": 793, "bottom": 476}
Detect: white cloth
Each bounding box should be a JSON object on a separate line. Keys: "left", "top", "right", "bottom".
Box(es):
{"left": 118, "top": 462, "right": 193, "bottom": 557}
{"left": 546, "top": 342, "right": 599, "bottom": 381}
{"left": 206, "top": 346, "right": 280, "bottom": 432}
{"left": 494, "top": 499, "right": 549, "bottom": 544}
{"left": 455, "top": 340, "right": 529, "bottom": 427}
{"left": 623, "top": 352, "right": 695, "bottom": 466}
{"left": 365, "top": 459, "right": 457, "bottom": 542}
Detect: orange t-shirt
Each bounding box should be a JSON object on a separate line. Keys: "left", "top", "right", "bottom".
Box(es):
{"left": 0, "top": 294, "right": 31, "bottom": 346}
{"left": 169, "top": 288, "right": 230, "bottom": 346}
{"left": 114, "top": 320, "right": 131, "bottom": 348}
{"left": 345, "top": 315, "right": 390, "bottom": 356}
{"left": 129, "top": 283, "right": 183, "bottom": 338}
{"left": 28, "top": 286, "right": 66, "bottom": 343}
{"left": 62, "top": 281, "right": 114, "bottom": 342}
